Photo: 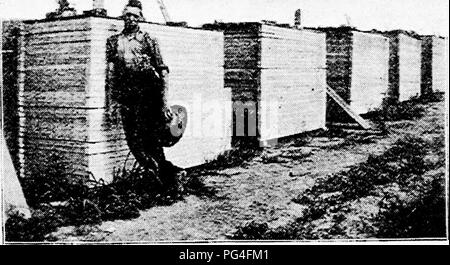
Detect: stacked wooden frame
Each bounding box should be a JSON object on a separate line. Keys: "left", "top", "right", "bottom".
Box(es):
{"left": 316, "top": 27, "right": 390, "bottom": 123}
{"left": 203, "top": 22, "right": 327, "bottom": 144}
{"left": 421, "top": 35, "right": 448, "bottom": 94}
{"left": 17, "top": 16, "right": 230, "bottom": 182}
{"left": 384, "top": 31, "right": 422, "bottom": 102}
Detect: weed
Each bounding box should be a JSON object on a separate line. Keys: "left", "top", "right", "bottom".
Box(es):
{"left": 230, "top": 134, "right": 444, "bottom": 240}
{"left": 367, "top": 96, "right": 426, "bottom": 122}
{"left": 201, "top": 145, "right": 263, "bottom": 171}
{"left": 5, "top": 158, "right": 208, "bottom": 242}
{"left": 419, "top": 92, "right": 445, "bottom": 104}
{"left": 231, "top": 221, "right": 270, "bottom": 240}
{"left": 369, "top": 92, "right": 443, "bottom": 123}
{"left": 313, "top": 127, "right": 350, "bottom": 138}
{"left": 375, "top": 172, "right": 446, "bottom": 238}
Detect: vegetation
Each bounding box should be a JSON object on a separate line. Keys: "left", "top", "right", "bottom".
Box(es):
{"left": 6, "top": 160, "right": 212, "bottom": 242}
{"left": 6, "top": 143, "right": 262, "bottom": 242}
{"left": 231, "top": 134, "right": 446, "bottom": 240}
{"left": 366, "top": 92, "right": 444, "bottom": 122}
{"left": 232, "top": 93, "right": 446, "bottom": 240}
{"left": 200, "top": 142, "right": 263, "bottom": 171}
{"left": 6, "top": 92, "right": 445, "bottom": 241}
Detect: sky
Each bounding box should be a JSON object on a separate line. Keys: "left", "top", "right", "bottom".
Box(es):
{"left": 0, "top": 0, "right": 448, "bottom": 36}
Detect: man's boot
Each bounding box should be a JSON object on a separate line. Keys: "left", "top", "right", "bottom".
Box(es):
{"left": 160, "top": 161, "right": 188, "bottom": 194}
{"left": 174, "top": 169, "right": 188, "bottom": 194}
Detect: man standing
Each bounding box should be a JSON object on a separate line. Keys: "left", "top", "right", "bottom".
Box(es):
{"left": 106, "top": 0, "right": 186, "bottom": 192}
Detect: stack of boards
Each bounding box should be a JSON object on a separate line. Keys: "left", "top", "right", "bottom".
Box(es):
{"left": 3, "top": 16, "right": 447, "bottom": 184}
{"left": 421, "top": 36, "right": 448, "bottom": 94}
{"left": 203, "top": 22, "right": 327, "bottom": 143}
{"left": 384, "top": 31, "right": 423, "bottom": 102}
{"left": 318, "top": 27, "right": 390, "bottom": 122}
{"left": 16, "top": 16, "right": 230, "bottom": 182}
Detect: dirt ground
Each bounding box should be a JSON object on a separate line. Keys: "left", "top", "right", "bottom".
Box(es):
{"left": 49, "top": 100, "right": 446, "bottom": 242}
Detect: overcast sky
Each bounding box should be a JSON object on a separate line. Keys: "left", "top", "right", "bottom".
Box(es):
{"left": 0, "top": 0, "right": 448, "bottom": 36}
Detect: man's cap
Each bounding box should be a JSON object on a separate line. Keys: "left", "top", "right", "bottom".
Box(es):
{"left": 127, "top": 0, "right": 142, "bottom": 10}
{"left": 122, "top": 0, "right": 144, "bottom": 20}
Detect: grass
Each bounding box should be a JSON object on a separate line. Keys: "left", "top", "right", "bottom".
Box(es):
{"left": 375, "top": 171, "right": 446, "bottom": 238}
{"left": 368, "top": 98, "right": 426, "bottom": 122}
{"left": 6, "top": 142, "right": 262, "bottom": 242}
{"left": 6, "top": 159, "right": 212, "bottom": 242}
{"left": 7, "top": 92, "right": 445, "bottom": 241}
{"left": 366, "top": 92, "right": 444, "bottom": 123}
{"left": 230, "top": 133, "right": 446, "bottom": 240}
{"left": 199, "top": 143, "right": 263, "bottom": 171}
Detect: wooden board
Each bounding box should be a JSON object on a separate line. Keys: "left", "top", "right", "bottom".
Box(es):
{"left": 325, "top": 85, "right": 372, "bottom": 130}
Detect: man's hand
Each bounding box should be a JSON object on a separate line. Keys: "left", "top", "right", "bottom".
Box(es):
{"left": 153, "top": 69, "right": 161, "bottom": 79}
{"left": 161, "top": 69, "right": 169, "bottom": 78}
{"left": 163, "top": 107, "right": 173, "bottom": 123}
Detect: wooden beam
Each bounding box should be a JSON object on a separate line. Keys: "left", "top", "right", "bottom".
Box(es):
{"left": 1, "top": 18, "right": 4, "bottom": 241}
{"left": 156, "top": 0, "right": 172, "bottom": 23}
{"left": 326, "top": 85, "right": 372, "bottom": 130}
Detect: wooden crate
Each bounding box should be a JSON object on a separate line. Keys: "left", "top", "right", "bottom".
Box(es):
{"left": 203, "top": 22, "right": 327, "bottom": 143}
{"left": 316, "top": 27, "right": 390, "bottom": 122}
{"left": 17, "top": 16, "right": 230, "bottom": 182}
{"left": 421, "top": 35, "right": 448, "bottom": 94}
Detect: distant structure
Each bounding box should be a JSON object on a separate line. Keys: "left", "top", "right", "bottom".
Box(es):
{"left": 46, "top": 0, "right": 77, "bottom": 19}
{"left": 421, "top": 35, "right": 448, "bottom": 94}
{"left": 83, "top": 0, "right": 108, "bottom": 17}
{"left": 156, "top": 0, "right": 172, "bottom": 23}
{"left": 294, "top": 9, "right": 302, "bottom": 29}
{"left": 344, "top": 14, "right": 353, "bottom": 27}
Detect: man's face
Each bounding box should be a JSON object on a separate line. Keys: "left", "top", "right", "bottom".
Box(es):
{"left": 124, "top": 13, "right": 140, "bottom": 31}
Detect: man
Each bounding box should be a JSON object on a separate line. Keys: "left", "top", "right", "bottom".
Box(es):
{"left": 106, "top": 0, "right": 186, "bottom": 192}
